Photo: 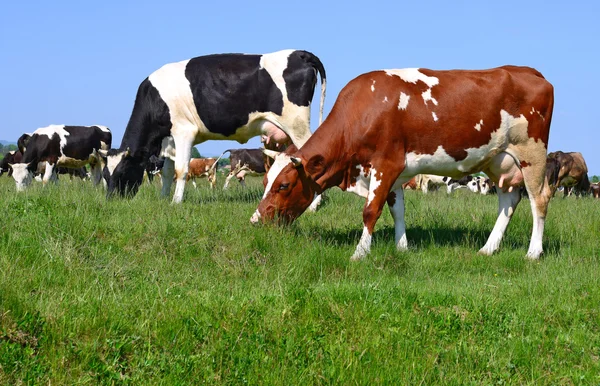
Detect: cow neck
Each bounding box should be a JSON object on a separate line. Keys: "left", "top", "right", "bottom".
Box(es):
{"left": 119, "top": 125, "right": 164, "bottom": 161}
{"left": 296, "top": 120, "right": 350, "bottom": 192}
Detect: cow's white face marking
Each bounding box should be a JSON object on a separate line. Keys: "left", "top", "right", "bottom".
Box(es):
{"left": 384, "top": 68, "right": 439, "bottom": 88}
{"left": 10, "top": 163, "right": 33, "bottom": 191}
{"left": 371, "top": 80, "right": 376, "bottom": 92}
{"left": 474, "top": 119, "right": 484, "bottom": 131}
{"left": 421, "top": 89, "right": 438, "bottom": 106}
{"left": 432, "top": 112, "right": 438, "bottom": 121}
{"left": 35, "top": 124, "right": 70, "bottom": 151}
{"left": 398, "top": 92, "right": 410, "bottom": 110}
{"left": 262, "top": 153, "right": 293, "bottom": 199}
{"left": 106, "top": 151, "right": 127, "bottom": 175}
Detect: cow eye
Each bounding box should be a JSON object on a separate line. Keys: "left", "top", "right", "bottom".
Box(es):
{"left": 279, "top": 183, "right": 290, "bottom": 190}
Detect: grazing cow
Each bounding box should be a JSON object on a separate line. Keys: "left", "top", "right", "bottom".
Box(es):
{"left": 443, "top": 175, "right": 484, "bottom": 194}
{"left": 546, "top": 151, "right": 590, "bottom": 197}
{"left": 213, "top": 149, "right": 267, "bottom": 189}
{"left": 417, "top": 174, "right": 446, "bottom": 193}
{"left": 252, "top": 65, "right": 554, "bottom": 260}
{"left": 10, "top": 125, "right": 111, "bottom": 191}
{"left": 187, "top": 157, "right": 217, "bottom": 188}
{"left": 401, "top": 176, "right": 417, "bottom": 190}
{"left": 0, "top": 151, "right": 23, "bottom": 177}
{"left": 145, "top": 155, "right": 165, "bottom": 183}
{"left": 102, "top": 49, "right": 326, "bottom": 202}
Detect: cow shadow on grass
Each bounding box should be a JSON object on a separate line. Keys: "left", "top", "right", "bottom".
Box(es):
{"left": 301, "top": 224, "right": 562, "bottom": 255}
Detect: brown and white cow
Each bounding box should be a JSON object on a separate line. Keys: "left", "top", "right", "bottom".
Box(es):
{"left": 590, "top": 182, "right": 600, "bottom": 199}
{"left": 252, "top": 66, "right": 554, "bottom": 260}
{"left": 546, "top": 151, "right": 590, "bottom": 197}
{"left": 187, "top": 157, "right": 217, "bottom": 188}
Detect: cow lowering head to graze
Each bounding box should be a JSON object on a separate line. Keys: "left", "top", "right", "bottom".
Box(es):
{"left": 252, "top": 66, "right": 554, "bottom": 260}
{"left": 187, "top": 157, "right": 218, "bottom": 188}
{"left": 102, "top": 49, "right": 326, "bottom": 201}
{"left": 0, "top": 151, "right": 23, "bottom": 177}
{"left": 145, "top": 155, "right": 165, "bottom": 183}
{"left": 546, "top": 151, "right": 590, "bottom": 197}
{"left": 10, "top": 125, "right": 111, "bottom": 191}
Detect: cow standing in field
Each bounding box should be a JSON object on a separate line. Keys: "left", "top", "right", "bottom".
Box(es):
{"left": 0, "top": 151, "right": 23, "bottom": 177}
{"left": 213, "top": 149, "right": 267, "bottom": 189}
{"left": 187, "top": 158, "right": 217, "bottom": 188}
{"left": 546, "top": 151, "right": 590, "bottom": 197}
{"left": 102, "top": 49, "right": 326, "bottom": 202}
{"left": 252, "top": 66, "right": 554, "bottom": 260}
{"left": 10, "top": 125, "right": 111, "bottom": 191}
{"left": 590, "top": 182, "right": 600, "bottom": 199}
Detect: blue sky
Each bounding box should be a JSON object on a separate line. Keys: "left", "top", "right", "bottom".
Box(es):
{"left": 1, "top": 0, "right": 598, "bottom": 175}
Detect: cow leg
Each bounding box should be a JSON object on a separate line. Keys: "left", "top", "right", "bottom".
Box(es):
{"left": 307, "top": 193, "right": 323, "bottom": 212}
{"left": 223, "top": 172, "right": 235, "bottom": 189}
{"left": 42, "top": 162, "right": 57, "bottom": 186}
{"left": 172, "top": 135, "right": 193, "bottom": 203}
{"left": 90, "top": 162, "right": 103, "bottom": 186}
{"left": 351, "top": 171, "right": 399, "bottom": 261}
{"left": 521, "top": 162, "right": 552, "bottom": 259}
{"left": 479, "top": 188, "right": 522, "bottom": 255}
{"left": 387, "top": 188, "right": 408, "bottom": 251}
{"left": 161, "top": 158, "right": 175, "bottom": 198}
{"left": 191, "top": 178, "right": 197, "bottom": 189}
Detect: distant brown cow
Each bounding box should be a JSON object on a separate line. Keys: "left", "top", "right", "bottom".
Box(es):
{"left": 590, "top": 182, "right": 600, "bottom": 199}
{"left": 187, "top": 158, "right": 217, "bottom": 188}
{"left": 546, "top": 151, "right": 590, "bottom": 197}
{"left": 402, "top": 176, "right": 418, "bottom": 190}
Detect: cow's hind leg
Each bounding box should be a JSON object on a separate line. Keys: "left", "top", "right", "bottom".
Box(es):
{"left": 521, "top": 159, "right": 552, "bottom": 259}
{"left": 387, "top": 187, "right": 408, "bottom": 251}
{"left": 172, "top": 133, "right": 194, "bottom": 204}
{"left": 479, "top": 188, "right": 521, "bottom": 255}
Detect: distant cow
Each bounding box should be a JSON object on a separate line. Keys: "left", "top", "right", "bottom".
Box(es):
{"left": 11, "top": 125, "right": 111, "bottom": 191}
{"left": 213, "top": 149, "right": 267, "bottom": 189}
{"left": 590, "top": 182, "right": 600, "bottom": 199}
{"left": 253, "top": 65, "right": 554, "bottom": 260}
{"left": 188, "top": 158, "right": 217, "bottom": 188}
{"left": 0, "top": 151, "right": 23, "bottom": 177}
{"left": 102, "top": 49, "right": 326, "bottom": 202}
{"left": 546, "top": 151, "right": 590, "bottom": 197}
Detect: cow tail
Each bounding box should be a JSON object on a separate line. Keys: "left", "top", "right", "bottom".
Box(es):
{"left": 303, "top": 52, "right": 327, "bottom": 125}
{"left": 208, "top": 149, "right": 232, "bottom": 175}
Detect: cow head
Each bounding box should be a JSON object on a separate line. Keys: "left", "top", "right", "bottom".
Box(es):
{"left": 545, "top": 157, "right": 560, "bottom": 191}
{"left": 251, "top": 151, "right": 322, "bottom": 224}
{"left": 101, "top": 148, "right": 145, "bottom": 198}
{"left": 10, "top": 162, "right": 34, "bottom": 191}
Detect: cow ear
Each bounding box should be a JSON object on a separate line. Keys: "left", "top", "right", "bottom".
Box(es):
{"left": 290, "top": 157, "right": 302, "bottom": 168}
{"left": 304, "top": 155, "right": 326, "bottom": 179}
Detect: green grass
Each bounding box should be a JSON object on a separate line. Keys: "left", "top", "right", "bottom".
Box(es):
{"left": 1, "top": 176, "right": 599, "bottom": 384}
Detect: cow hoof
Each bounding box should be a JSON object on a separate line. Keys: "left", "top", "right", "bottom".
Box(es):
{"left": 350, "top": 255, "right": 363, "bottom": 261}
{"left": 478, "top": 247, "right": 494, "bottom": 256}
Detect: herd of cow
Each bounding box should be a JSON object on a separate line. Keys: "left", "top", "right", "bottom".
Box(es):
{"left": 1, "top": 49, "right": 598, "bottom": 261}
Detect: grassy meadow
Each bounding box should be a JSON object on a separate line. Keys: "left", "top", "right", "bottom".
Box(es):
{"left": 1, "top": 174, "right": 599, "bottom": 384}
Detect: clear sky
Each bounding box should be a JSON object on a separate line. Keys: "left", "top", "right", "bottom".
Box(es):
{"left": 1, "top": 0, "right": 598, "bottom": 175}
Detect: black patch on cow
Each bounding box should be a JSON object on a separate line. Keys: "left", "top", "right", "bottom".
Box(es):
{"left": 17, "top": 134, "right": 31, "bottom": 154}
{"left": 0, "top": 151, "right": 23, "bottom": 176}
{"left": 106, "top": 155, "right": 145, "bottom": 198}
{"left": 185, "top": 54, "right": 284, "bottom": 137}
{"left": 283, "top": 50, "right": 322, "bottom": 107}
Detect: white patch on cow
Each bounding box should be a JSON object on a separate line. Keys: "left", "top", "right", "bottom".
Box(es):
{"left": 421, "top": 89, "right": 438, "bottom": 106}
{"left": 432, "top": 112, "right": 438, "bottom": 121}
{"left": 383, "top": 96, "right": 388, "bottom": 103}
{"left": 35, "top": 124, "right": 69, "bottom": 151}
{"left": 10, "top": 163, "right": 33, "bottom": 191}
{"left": 371, "top": 80, "right": 376, "bottom": 92}
{"left": 346, "top": 165, "right": 370, "bottom": 198}
{"left": 8, "top": 151, "right": 15, "bottom": 155}
{"left": 262, "top": 153, "right": 293, "bottom": 200}
{"left": 474, "top": 119, "right": 484, "bottom": 131}
{"left": 106, "top": 151, "right": 127, "bottom": 175}
{"left": 402, "top": 110, "right": 529, "bottom": 178}
{"left": 94, "top": 125, "right": 111, "bottom": 133}
{"left": 384, "top": 68, "right": 439, "bottom": 88}
{"left": 398, "top": 92, "right": 410, "bottom": 110}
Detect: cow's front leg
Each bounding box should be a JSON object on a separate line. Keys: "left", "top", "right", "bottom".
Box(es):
{"left": 42, "top": 162, "right": 57, "bottom": 186}
{"left": 172, "top": 135, "right": 194, "bottom": 204}
{"left": 387, "top": 188, "right": 408, "bottom": 251}
{"left": 351, "top": 173, "right": 396, "bottom": 261}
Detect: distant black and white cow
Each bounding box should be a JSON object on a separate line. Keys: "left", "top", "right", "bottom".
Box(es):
{"left": 10, "top": 125, "right": 111, "bottom": 191}
{"left": 0, "top": 151, "right": 23, "bottom": 177}
{"left": 442, "top": 175, "right": 492, "bottom": 194}
{"left": 102, "top": 49, "right": 326, "bottom": 202}
{"left": 215, "top": 149, "right": 267, "bottom": 189}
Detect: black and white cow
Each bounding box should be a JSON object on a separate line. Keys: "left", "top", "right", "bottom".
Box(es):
{"left": 442, "top": 175, "right": 489, "bottom": 194}
{"left": 10, "top": 125, "right": 111, "bottom": 191}
{"left": 145, "top": 155, "right": 165, "bottom": 183}
{"left": 17, "top": 133, "right": 32, "bottom": 154}
{"left": 215, "top": 149, "right": 267, "bottom": 189}
{"left": 102, "top": 49, "right": 326, "bottom": 202}
{"left": 0, "top": 151, "right": 23, "bottom": 177}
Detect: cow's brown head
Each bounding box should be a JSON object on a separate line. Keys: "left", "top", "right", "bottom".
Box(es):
{"left": 251, "top": 150, "right": 322, "bottom": 225}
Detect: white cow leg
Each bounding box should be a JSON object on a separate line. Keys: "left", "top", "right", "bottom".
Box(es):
{"left": 191, "top": 179, "right": 197, "bottom": 189}
{"left": 388, "top": 188, "right": 408, "bottom": 251}
{"left": 172, "top": 135, "right": 194, "bottom": 204}
{"left": 479, "top": 188, "right": 522, "bottom": 255}
{"left": 161, "top": 158, "right": 175, "bottom": 198}
{"left": 307, "top": 193, "right": 323, "bottom": 212}
{"left": 42, "top": 162, "right": 56, "bottom": 186}
{"left": 223, "top": 173, "right": 235, "bottom": 189}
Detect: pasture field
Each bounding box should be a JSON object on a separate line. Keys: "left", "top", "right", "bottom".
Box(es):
{"left": 1, "top": 175, "right": 599, "bottom": 385}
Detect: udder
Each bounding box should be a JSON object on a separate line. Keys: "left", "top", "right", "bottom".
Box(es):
{"left": 485, "top": 152, "right": 524, "bottom": 193}
{"left": 261, "top": 122, "right": 290, "bottom": 146}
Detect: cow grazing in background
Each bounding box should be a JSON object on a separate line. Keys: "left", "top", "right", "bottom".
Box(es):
{"left": 590, "top": 182, "right": 600, "bottom": 198}
{"left": 213, "top": 149, "right": 267, "bottom": 189}
{"left": 0, "top": 151, "right": 23, "bottom": 177}
{"left": 253, "top": 65, "right": 554, "bottom": 260}
{"left": 402, "top": 176, "right": 417, "bottom": 190}
{"left": 187, "top": 158, "right": 217, "bottom": 188}
{"left": 546, "top": 151, "right": 590, "bottom": 197}
{"left": 11, "top": 125, "right": 111, "bottom": 191}
{"left": 102, "top": 49, "right": 326, "bottom": 202}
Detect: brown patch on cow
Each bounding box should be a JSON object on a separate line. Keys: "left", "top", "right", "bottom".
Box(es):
{"left": 520, "top": 160, "right": 532, "bottom": 168}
